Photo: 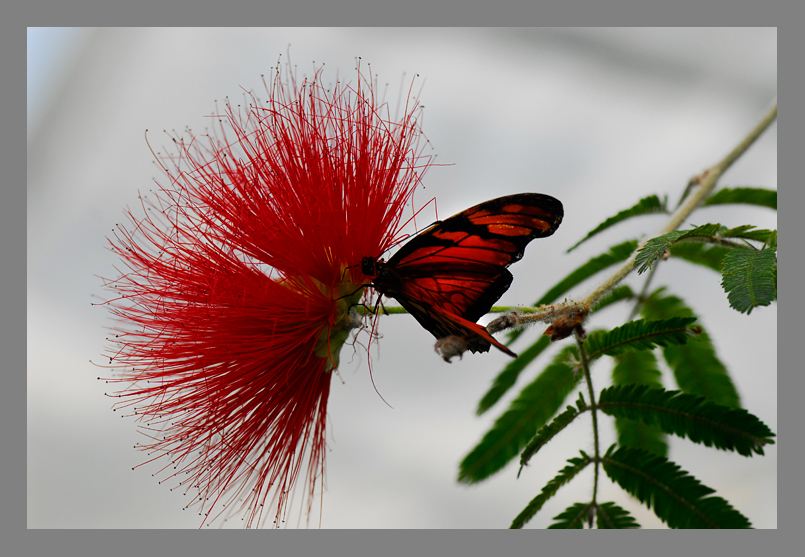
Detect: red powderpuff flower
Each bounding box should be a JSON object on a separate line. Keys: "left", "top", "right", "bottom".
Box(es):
{"left": 99, "top": 65, "right": 431, "bottom": 527}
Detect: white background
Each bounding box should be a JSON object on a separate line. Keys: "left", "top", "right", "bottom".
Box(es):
{"left": 28, "top": 27, "right": 777, "bottom": 529}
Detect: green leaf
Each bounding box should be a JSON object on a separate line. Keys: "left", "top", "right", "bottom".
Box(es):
{"left": 664, "top": 343, "right": 740, "bottom": 408}
{"left": 548, "top": 502, "right": 592, "bottom": 529}
{"left": 602, "top": 446, "right": 752, "bottom": 528}
{"left": 510, "top": 453, "right": 592, "bottom": 529}
{"left": 721, "top": 248, "right": 777, "bottom": 314}
{"left": 459, "top": 346, "right": 580, "bottom": 485}
{"left": 767, "top": 229, "right": 777, "bottom": 251}
{"left": 538, "top": 240, "right": 639, "bottom": 307}
{"left": 476, "top": 336, "right": 550, "bottom": 415}
{"left": 591, "top": 285, "right": 635, "bottom": 312}
{"left": 668, "top": 242, "right": 731, "bottom": 272}
{"left": 721, "top": 225, "right": 777, "bottom": 244}
{"left": 612, "top": 349, "right": 663, "bottom": 387}
{"left": 567, "top": 195, "right": 666, "bottom": 252}
{"left": 598, "top": 385, "right": 775, "bottom": 456}
{"left": 703, "top": 187, "right": 777, "bottom": 210}
{"left": 507, "top": 240, "right": 638, "bottom": 344}
{"left": 519, "top": 404, "right": 581, "bottom": 474}
{"left": 638, "top": 223, "right": 776, "bottom": 275}
{"left": 612, "top": 351, "right": 667, "bottom": 457}
{"left": 635, "top": 224, "right": 724, "bottom": 274}
{"left": 676, "top": 178, "right": 699, "bottom": 209}
{"left": 642, "top": 290, "right": 740, "bottom": 407}
{"left": 583, "top": 317, "right": 699, "bottom": 358}
{"left": 596, "top": 502, "right": 641, "bottom": 529}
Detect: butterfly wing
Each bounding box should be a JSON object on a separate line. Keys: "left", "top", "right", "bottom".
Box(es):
{"left": 368, "top": 193, "right": 563, "bottom": 355}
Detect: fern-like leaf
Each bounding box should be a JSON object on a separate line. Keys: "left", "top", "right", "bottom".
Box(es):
{"left": 668, "top": 242, "right": 731, "bottom": 272}
{"left": 612, "top": 345, "right": 663, "bottom": 386}
{"left": 476, "top": 336, "right": 550, "bottom": 415}
{"left": 721, "top": 247, "right": 777, "bottom": 314}
{"left": 538, "top": 240, "right": 639, "bottom": 307}
{"left": 567, "top": 195, "right": 666, "bottom": 252}
{"left": 583, "top": 317, "right": 699, "bottom": 358}
{"left": 599, "top": 385, "right": 775, "bottom": 456}
{"left": 635, "top": 224, "right": 723, "bottom": 274}
{"left": 663, "top": 342, "right": 739, "bottom": 407}
{"left": 510, "top": 453, "right": 592, "bottom": 529}
{"left": 766, "top": 229, "right": 777, "bottom": 251}
{"left": 548, "top": 502, "right": 593, "bottom": 528}
{"left": 721, "top": 225, "right": 777, "bottom": 244}
{"left": 703, "top": 187, "right": 777, "bottom": 210}
{"left": 596, "top": 502, "right": 641, "bottom": 529}
{"left": 519, "top": 404, "right": 581, "bottom": 474}
{"left": 642, "top": 290, "right": 740, "bottom": 407}
{"left": 602, "top": 446, "right": 752, "bottom": 528}
{"left": 612, "top": 351, "right": 667, "bottom": 456}
{"left": 591, "top": 285, "right": 634, "bottom": 312}
{"left": 459, "top": 346, "right": 580, "bottom": 484}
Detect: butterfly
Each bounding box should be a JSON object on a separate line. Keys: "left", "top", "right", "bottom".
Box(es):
{"left": 361, "top": 193, "right": 563, "bottom": 358}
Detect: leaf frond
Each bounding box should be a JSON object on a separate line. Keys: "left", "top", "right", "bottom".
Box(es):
{"left": 459, "top": 346, "right": 580, "bottom": 484}
{"left": 602, "top": 446, "right": 752, "bottom": 528}
{"left": 476, "top": 336, "right": 550, "bottom": 415}
{"left": 539, "top": 240, "right": 639, "bottom": 306}
{"left": 591, "top": 285, "right": 635, "bottom": 313}
{"left": 510, "top": 453, "right": 592, "bottom": 529}
{"left": 595, "top": 501, "right": 641, "bottom": 529}
{"left": 703, "top": 187, "right": 777, "bottom": 210}
{"left": 612, "top": 349, "right": 663, "bottom": 387}
{"left": 599, "top": 385, "right": 775, "bottom": 456}
{"left": 721, "top": 247, "right": 777, "bottom": 314}
{"left": 612, "top": 351, "right": 667, "bottom": 456}
{"left": 635, "top": 223, "right": 724, "bottom": 274}
{"left": 519, "top": 404, "right": 582, "bottom": 475}
{"left": 721, "top": 225, "right": 777, "bottom": 244}
{"left": 642, "top": 290, "right": 740, "bottom": 407}
{"left": 567, "top": 195, "right": 666, "bottom": 253}
{"left": 548, "top": 502, "right": 593, "bottom": 529}
{"left": 668, "top": 242, "right": 731, "bottom": 272}
{"left": 766, "top": 229, "right": 777, "bottom": 251}
{"left": 583, "top": 317, "right": 699, "bottom": 359}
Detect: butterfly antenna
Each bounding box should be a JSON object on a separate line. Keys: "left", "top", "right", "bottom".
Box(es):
{"left": 337, "top": 264, "right": 367, "bottom": 301}
{"left": 386, "top": 195, "right": 439, "bottom": 254}
{"left": 341, "top": 263, "right": 359, "bottom": 282}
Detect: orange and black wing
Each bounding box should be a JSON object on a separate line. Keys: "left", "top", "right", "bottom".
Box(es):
{"left": 363, "top": 193, "right": 563, "bottom": 356}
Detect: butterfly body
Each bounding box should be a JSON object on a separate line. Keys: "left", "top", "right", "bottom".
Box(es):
{"left": 362, "top": 193, "right": 563, "bottom": 357}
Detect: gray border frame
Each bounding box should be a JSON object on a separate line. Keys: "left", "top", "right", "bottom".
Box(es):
{"left": 16, "top": 2, "right": 787, "bottom": 556}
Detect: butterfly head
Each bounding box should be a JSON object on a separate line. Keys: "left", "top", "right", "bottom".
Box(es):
{"left": 361, "top": 256, "right": 383, "bottom": 278}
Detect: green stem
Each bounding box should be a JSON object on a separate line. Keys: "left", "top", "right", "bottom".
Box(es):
{"left": 629, "top": 263, "right": 658, "bottom": 321}
{"left": 577, "top": 101, "right": 777, "bottom": 311}
{"left": 361, "top": 103, "right": 778, "bottom": 332}
{"left": 575, "top": 331, "right": 600, "bottom": 505}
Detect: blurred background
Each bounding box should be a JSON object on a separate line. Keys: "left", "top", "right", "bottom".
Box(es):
{"left": 27, "top": 28, "right": 777, "bottom": 529}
